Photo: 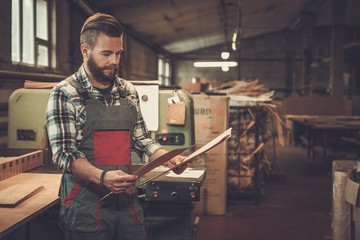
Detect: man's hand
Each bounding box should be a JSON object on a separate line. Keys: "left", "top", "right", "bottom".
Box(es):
{"left": 102, "top": 170, "right": 137, "bottom": 194}
{"left": 167, "top": 155, "right": 188, "bottom": 174}
{"left": 70, "top": 158, "right": 137, "bottom": 194}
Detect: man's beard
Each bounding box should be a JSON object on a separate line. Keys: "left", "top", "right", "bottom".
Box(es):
{"left": 87, "top": 55, "right": 118, "bottom": 84}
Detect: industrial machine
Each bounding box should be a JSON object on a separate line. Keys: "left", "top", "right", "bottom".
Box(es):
{"left": 133, "top": 83, "right": 195, "bottom": 150}
{"left": 8, "top": 88, "right": 51, "bottom": 150}
{"left": 133, "top": 84, "right": 202, "bottom": 240}
{"left": 7, "top": 85, "right": 195, "bottom": 156}
{"left": 152, "top": 87, "right": 195, "bottom": 152}
{"left": 7, "top": 88, "right": 52, "bottom": 164}
{"left": 138, "top": 168, "right": 205, "bottom": 240}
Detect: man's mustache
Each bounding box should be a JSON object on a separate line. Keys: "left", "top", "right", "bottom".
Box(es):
{"left": 103, "top": 65, "right": 118, "bottom": 70}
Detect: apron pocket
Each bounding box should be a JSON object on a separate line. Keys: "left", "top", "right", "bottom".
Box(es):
{"left": 93, "top": 130, "right": 131, "bottom": 166}
{"left": 61, "top": 180, "right": 100, "bottom": 232}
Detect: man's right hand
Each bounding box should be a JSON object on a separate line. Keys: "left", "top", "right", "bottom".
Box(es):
{"left": 102, "top": 170, "right": 138, "bottom": 194}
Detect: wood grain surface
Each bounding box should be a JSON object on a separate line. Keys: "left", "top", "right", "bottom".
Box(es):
{"left": 0, "top": 173, "right": 62, "bottom": 238}
{"left": 0, "top": 184, "right": 44, "bottom": 207}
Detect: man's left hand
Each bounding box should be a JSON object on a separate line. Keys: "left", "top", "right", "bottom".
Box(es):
{"left": 167, "top": 155, "right": 188, "bottom": 174}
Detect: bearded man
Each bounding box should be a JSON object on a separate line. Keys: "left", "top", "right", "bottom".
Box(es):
{"left": 46, "top": 13, "right": 186, "bottom": 240}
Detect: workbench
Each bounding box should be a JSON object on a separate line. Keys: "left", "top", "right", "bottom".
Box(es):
{"left": 0, "top": 173, "right": 62, "bottom": 239}
{"left": 285, "top": 115, "right": 360, "bottom": 161}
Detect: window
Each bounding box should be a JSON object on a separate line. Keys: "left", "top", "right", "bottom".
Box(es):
{"left": 11, "top": 0, "right": 54, "bottom": 67}
{"left": 158, "top": 55, "right": 171, "bottom": 86}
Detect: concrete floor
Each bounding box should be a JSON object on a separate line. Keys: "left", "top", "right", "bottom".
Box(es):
{"left": 2, "top": 145, "right": 333, "bottom": 240}
{"left": 198, "top": 145, "right": 333, "bottom": 240}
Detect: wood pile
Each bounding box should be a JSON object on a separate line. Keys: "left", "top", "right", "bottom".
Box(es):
{"left": 224, "top": 79, "right": 286, "bottom": 199}
{"left": 207, "top": 79, "right": 275, "bottom": 103}
{"left": 214, "top": 79, "right": 272, "bottom": 97}
{"left": 227, "top": 107, "right": 270, "bottom": 198}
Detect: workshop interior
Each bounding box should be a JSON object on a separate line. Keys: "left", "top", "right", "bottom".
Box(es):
{"left": 1, "top": 0, "right": 360, "bottom": 239}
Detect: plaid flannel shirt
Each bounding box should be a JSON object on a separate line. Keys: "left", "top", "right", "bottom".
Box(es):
{"left": 46, "top": 65, "right": 162, "bottom": 173}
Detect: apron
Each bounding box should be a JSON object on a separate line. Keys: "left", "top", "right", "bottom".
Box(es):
{"left": 59, "top": 76, "right": 148, "bottom": 239}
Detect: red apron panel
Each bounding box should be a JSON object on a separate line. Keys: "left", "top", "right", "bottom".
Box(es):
{"left": 93, "top": 130, "right": 131, "bottom": 166}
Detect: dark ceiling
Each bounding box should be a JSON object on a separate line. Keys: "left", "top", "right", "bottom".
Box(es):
{"left": 78, "top": 0, "right": 360, "bottom": 54}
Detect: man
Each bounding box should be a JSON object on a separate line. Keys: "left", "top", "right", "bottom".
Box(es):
{"left": 46, "top": 13, "right": 187, "bottom": 240}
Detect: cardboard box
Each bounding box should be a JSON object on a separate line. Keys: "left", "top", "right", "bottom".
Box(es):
{"left": 181, "top": 83, "right": 201, "bottom": 93}
{"left": 192, "top": 94, "right": 229, "bottom": 215}
{"left": 0, "top": 148, "right": 44, "bottom": 180}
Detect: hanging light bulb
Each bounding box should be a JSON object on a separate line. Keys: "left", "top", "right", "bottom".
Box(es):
{"left": 221, "top": 66, "right": 230, "bottom": 72}
{"left": 221, "top": 22, "right": 230, "bottom": 60}
{"left": 221, "top": 50, "right": 230, "bottom": 60}
{"left": 232, "top": 30, "right": 238, "bottom": 51}
{"left": 232, "top": 42, "right": 237, "bottom": 51}
{"left": 232, "top": 31, "right": 238, "bottom": 43}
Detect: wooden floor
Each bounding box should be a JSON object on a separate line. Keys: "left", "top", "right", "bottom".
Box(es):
{"left": 2, "top": 145, "right": 334, "bottom": 240}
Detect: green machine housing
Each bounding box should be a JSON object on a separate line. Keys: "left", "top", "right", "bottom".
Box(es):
{"left": 151, "top": 88, "right": 195, "bottom": 153}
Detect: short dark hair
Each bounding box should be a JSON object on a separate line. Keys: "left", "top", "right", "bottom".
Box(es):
{"left": 80, "top": 13, "right": 123, "bottom": 48}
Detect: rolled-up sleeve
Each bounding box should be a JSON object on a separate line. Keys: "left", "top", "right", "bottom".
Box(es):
{"left": 46, "top": 87, "right": 85, "bottom": 173}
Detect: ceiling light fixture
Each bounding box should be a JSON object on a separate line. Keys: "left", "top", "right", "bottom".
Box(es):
{"left": 193, "top": 61, "right": 238, "bottom": 68}
{"left": 231, "top": 42, "right": 237, "bottom": 51}
{"left": 221, "top": 20, "right": 230, "bottom": 60}
{"left": 232, "top": 31, "right": 238, "bottom": 43}
{"left": 231, "top": 30, "right": 241, "bottom": 51}
{"left": 228, "top": 3, "right": 243, "bottom": 51}
{"left": 232, "top": 29, "right": 242, "bottom": 51}
{"left": 221, "top": 66, "right": 230, "bottom": 72}
{"left": 221, "top": 50, "right": 230, "bottom": 60}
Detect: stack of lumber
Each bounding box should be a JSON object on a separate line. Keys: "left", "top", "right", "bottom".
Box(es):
{"left": 211, "top": 79, "right": 274, "bottom": 102}
{"left": 217, "top": 79, "right": 267, "bottom": 95}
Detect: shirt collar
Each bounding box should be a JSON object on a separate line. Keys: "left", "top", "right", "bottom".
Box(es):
{"left": 76, "top": 65, "right": 94, "bottom": 91}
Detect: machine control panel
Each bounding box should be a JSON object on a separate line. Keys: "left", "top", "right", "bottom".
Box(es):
{"left": 17, "top": 129, "right": 37, "bottom": 141}
{"left": 145, "top": 181, "right": 201, "bottom": 202}
{"left": 156, "top": 133, "right": 185, "bottom": 145}
{"left": 138, "top": 169, "right": 206, "bottom": 202}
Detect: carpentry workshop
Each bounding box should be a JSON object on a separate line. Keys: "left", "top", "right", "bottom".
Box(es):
{"left": 0, "top": 0, "right": 360, "bottom": 239}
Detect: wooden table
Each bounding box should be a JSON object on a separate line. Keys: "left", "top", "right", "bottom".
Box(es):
{"left": 305, "top": 121, "right": 360, "bottom": 161}
{"left": 286, "top": 115, "right": 360, "bottom": 161}
{"left": 0, "top": 173, "right": 62, "bottom": 239}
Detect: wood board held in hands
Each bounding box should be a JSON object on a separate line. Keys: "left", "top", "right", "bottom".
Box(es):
{"left": 133, "top": 146, "right": 190, "bottom": 178}
{"left": 0, "top": 184, "right": 44, "bottom": 207}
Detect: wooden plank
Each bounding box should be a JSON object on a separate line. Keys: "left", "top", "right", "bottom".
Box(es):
{"left": 24, "top": 80, "right": 58, "bottom": 89}
{"left": 0, "top": 157, "right": 18, "bottom": 162}
{"left": 0, "top": 184, "right": 44, "bottom": 207}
